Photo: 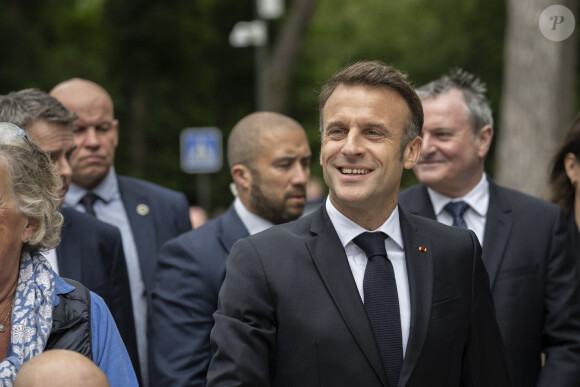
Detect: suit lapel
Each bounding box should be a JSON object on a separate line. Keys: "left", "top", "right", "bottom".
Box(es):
{"left": 404, "top": 182, "right": 513, "bottom": 288}
{"left": 398, "top": 209, "right": 433, "bottom": 387}
{"left": 401, "top": 184, "right": 437, "bottom": 220}
{"left": 305, "top": 207, "right": 387, "bottom": 385}
{"left": 117, "top": 177, "right": 157, "bottom": 293}
{"left": 482, "top": 181, "right": 513, "bottom": 288}
{"left": 56, "top": 209, "right": 83, "bottom": 280}
{"left": 217, "top": 205, "right": 249, "bottom": 253}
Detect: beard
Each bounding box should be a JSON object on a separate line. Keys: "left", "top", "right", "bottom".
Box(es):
{"left": 249, "top": 173, "right": 306, "bottom": 225}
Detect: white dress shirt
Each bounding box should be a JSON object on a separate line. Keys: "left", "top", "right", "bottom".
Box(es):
{"left": 427, "top": 173, "right": 489, "bottom": 245}
{"left": 234, "top": 197, "right": 274, "bottom": 236}
{"left": 325, "top": 198, "right": 411, "bottom": 357}
{"left": 43, "top": 248, "right": 59, "bottom": 274}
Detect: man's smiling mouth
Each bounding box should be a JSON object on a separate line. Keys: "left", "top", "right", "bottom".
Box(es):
{"left": 340, "top": 168, "right": 370, "bottom": 175}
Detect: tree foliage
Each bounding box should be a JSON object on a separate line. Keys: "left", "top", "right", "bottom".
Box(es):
{"left": 1, "top": 0, "right": 576, "bottom": 212}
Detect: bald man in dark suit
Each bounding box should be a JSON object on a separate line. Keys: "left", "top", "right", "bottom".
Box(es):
{"left": 150, "top": 112, "right": 311, "bottom": 386}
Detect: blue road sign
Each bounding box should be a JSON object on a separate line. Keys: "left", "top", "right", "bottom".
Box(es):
{"left": 180, "top": 127, "right": 223, "bottom": 173}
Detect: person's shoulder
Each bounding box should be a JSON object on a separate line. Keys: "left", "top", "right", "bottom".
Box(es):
{"left": 398, "top": 183, "right": 426, "bottom": 203}
{"left": 249, "top": 211, "right": 316, "bottom": 244}
{"left": 399, "top": 182, "right": 424, "bottom": 195}
{"left": 492, "top": 183, "right": 561, "bottom": 214}
{"left": 165, "top": 214, "right": 224, "bottom": 246}
{"left": 62, "top": 207, "right": 122, "bottom": 237}
{"left": 160, "top": 209, "right": 243, "bottom": 257}
{"left": 117, "top": 174, "right": 186, "bottom": 199}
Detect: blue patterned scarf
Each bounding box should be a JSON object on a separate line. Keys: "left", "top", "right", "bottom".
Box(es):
{"left": 0, "top": 252, "right": 56, "bottom": 386}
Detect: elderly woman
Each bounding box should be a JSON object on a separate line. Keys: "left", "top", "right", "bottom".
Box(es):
{"left": 0, "top": 123, "right": 137, "bottom": 386}
{"left": 548, "top": 112, "right": 580, "bottom": 266}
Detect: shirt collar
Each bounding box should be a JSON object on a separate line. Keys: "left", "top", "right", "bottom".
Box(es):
{"left": 325, "top": 197, "right": 404, "bottom": 250}
{"left": 428, "top": 173, "right": 489, "bottom": 217}
{"left": 65, "top": 168, "right": 118, "bottom": 206}
{"left": 233, "top": 197, "right": 274, "bottom": 235}
{"left": 52, "top": 269, "right": 76, "bottom": 307}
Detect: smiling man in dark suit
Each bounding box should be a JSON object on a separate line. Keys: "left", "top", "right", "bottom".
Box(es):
{"left": 0, "top": 89, "right": 139, "bottom": 374}
{"left": 206, "top": 61, "right": 511, "bottom": 387}
{"left": 398, "top": 69, "right": 580, "bottom": 386}
{"left": 50, "top": 79, "right": 192, "bottom": 387}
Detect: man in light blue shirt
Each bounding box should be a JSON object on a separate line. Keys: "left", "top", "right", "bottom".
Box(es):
{"left": 51, "top": 79, "right": 191, "bottom": 387}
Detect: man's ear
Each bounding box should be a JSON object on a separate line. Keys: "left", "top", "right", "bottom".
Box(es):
{"left": 112, "top": 119, "right": 119, "bottom": 148}
{"left": 403, "top": 136, "right": 423, "bottom": 169}
{"left": 476, "top": 125, "right": 493, "bottom": 158}
{"left": 231, "top": 164, "right": 252, "bottom": 191}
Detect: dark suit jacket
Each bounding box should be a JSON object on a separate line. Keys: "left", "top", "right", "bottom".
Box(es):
{"left": 206, "top": 205, "right": 511, "bottom": 387}
{"left": 149, "top": 205, "right": 248, "bottom": 386}
{"left": 117, "top": 175, "right": 192, "bottom": 302}
{"left": 149, "top": 205, "right": 249, "bottom": 387}
{"left": 399, "top": 181, "right": 580, "bottom": 387}
{"left": 58, "top": 207, "right": 139, "bottom": 373}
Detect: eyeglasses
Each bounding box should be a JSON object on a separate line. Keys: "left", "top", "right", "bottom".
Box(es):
{"left": 0, "top": 122, "right": 27, "bottom": 145}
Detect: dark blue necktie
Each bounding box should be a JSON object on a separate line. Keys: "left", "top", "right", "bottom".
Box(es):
{"left": 80, "top": 193, "right": 100, "bottom": 217}
{"left": 353, "top": 232, "right": 403, "bottom": 387}
{"left": 444, "top": 200, "right": 470, "bottom": 229}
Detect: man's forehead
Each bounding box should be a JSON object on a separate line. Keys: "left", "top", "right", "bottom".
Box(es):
{"left": 258, "top": 130, "right": 309, "bottom": 157}
{"left": 29, "top": 120, "right": 73, "bottom": 138}
{"left": 55, "top": 88, "right": 113, "bottom": 118}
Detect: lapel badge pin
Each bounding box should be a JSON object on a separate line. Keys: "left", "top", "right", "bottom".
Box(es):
{"left": 418, "top": 246, "right": 427, "bottom": 252}
{"left": 136, "top": 204, "right": 150, "bottom": 216}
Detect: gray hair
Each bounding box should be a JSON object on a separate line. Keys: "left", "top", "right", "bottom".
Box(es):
{"left": 0, "top": 122, "right": 63, "bottom": 253}
{"left": 416, "top": 68, "right": 493, "bottom": 134}
{"left": 0, "top": 95, "right": 33, "bottom": 130}
{"left": 10, "top": 88, "right": 77, "bottom": 125}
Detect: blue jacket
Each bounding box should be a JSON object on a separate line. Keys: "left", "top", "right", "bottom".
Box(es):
{"left": 45, "top": 275, "right": 139, "bottom": 387}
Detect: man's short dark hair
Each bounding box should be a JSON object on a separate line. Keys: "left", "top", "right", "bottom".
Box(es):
{"left": 318, "top": 60, "right": 424, "bottom": 153}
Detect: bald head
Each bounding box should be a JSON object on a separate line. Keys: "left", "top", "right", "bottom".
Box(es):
{"left": 50, "top": 78, "right": 115, "bottom": 116}
{"left": 49, "top": 78, "right": 119, "bottom": 189}
{"left": 14, "top": 350, "right": 110, "bottom": 387}
{"left": 227, "top": 111, "right": 305, "bottom": 169}
{"left": 227, "top": 111, "right": 311, "bottom": 224}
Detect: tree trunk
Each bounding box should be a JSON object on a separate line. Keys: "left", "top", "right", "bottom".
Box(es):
{"left": 266, "top": 0, "right": 319, "bottom": 113}
{"left": 496, "top": 0, "right": 578, "bottom": 197}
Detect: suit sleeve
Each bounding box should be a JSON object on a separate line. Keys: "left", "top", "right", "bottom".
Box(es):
{"left": 537, "top": 209, "right": 580, "bottom": 386}
{"left": 462, "top": 231, "right": 512, "bottom": 386}
{"left": 206, "top": 238, "right": 276, "bottom": 387}
{"left": 149, "top": 236, "right": 220, "bottom": 387}
{"left": 174, "top": 192, "right": 193, "bottom": 232}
